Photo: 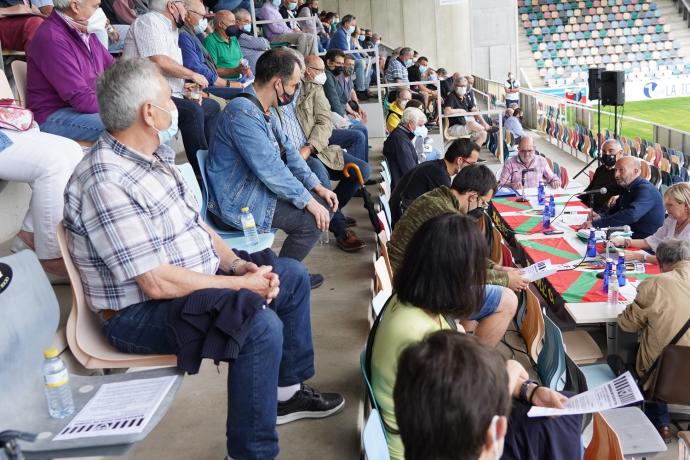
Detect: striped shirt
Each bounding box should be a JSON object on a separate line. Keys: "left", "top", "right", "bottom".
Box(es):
{"left": 278, "top": 89, "right": 308, "bottom": 149}
{"left": 385, "top": 58, "right": 408, "bottom": 84}
{"left": 63, "top": 133, "right": 220, "bottom": 311}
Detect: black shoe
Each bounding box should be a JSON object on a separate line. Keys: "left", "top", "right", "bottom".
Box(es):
{"left": 357, "top": 91, "right": 370, "bottom": 101}
{"left": 309, "top": 273, "right": 324, "bottom": 289}
{"left": 276, "top": 383, "right": 345, "bottom": 425}
{"left": 365, "top": 177, "right": 382, "bottom": 186}
{"left": 352, "top": 189, "right": 363, "bottom": 198}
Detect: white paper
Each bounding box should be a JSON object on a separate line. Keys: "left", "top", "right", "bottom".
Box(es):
{"left": 53, "top": 375, "right": 176, "bottom": 440}
{"left": 528, "top": 372, "right": 643, "bottom": 417}
{"left": 520, "top": 259, "right": 557, "bottom": 282}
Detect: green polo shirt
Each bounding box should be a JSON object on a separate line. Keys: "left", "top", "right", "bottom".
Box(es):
{"left": 203, "top": 32, "right": 243, "bottom": 72}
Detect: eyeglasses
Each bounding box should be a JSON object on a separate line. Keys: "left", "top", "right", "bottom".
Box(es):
{"left": 308, "top": 65, "right": 324, "bottom": 73}
{"left": 188, "top": 9, "right": 206, "bottom": 16}
{"left": 518, "top": 149, "right": 534, "bottom": 154}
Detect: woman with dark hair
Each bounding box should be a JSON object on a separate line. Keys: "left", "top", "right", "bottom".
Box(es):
{"left": 370, "top": 213, "right": 583, "bottom": 460}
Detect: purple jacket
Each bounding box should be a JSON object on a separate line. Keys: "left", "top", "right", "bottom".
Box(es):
{"left": 27, "top": 12, "right": 114, "bottom": 124}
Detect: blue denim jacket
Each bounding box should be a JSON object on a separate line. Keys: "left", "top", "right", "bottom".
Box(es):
{"left": 206, "top": 91, "right": 320, "bottom": 232}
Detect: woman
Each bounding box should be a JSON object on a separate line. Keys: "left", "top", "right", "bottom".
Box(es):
{"left": 613, "top": 182, "right": 690, "bottom": 264}
{"left": 370, "top": 213, "right": 582, "bottom": 460}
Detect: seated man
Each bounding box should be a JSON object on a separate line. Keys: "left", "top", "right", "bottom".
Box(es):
{"left": 406, "top": 56, "right": 437, "bottom": 111}
{"left": 578, "top": 139, "right": 626, "bottom": 214}
{"left": 0, "top": 0, "right": 43, "bottom": 53}
{"left": 234, "top": 7, "right": 271, "bottom": 72}
{"left": 385, "top": 88, "right": 411, "bottom": 134}
{"left": 280, "top": 54, "right": 368, "bottom": 253}
{"left": 27, "top": 0, "right": 113, "bottom": 144}
{"left": 395, "top": 331, "right": 582, "bottom": 460}
{"left": 388, "top": 165, "right": 524, "bottom": 346}
{"left": 63, "top": 58, "right": 343, "bottom": 459}
{"left": 499, "top": 135, "right": 561, "bottom": 190}
{"left": 206, "top": 48, "right": 337, "bottom": 284}
{"left": 258, "top": 0, "right": 318, "bottom": 56}
{"left": 384, "top": 46, "right": 423, "bottom": 104}
{"left": 579, "top": 156, "right": 664, "bottom": 239}
{"left": 123, "top": 0, "right": 221, "bottom": 178}
{"left": 203, "top": 10, "right": 252, "bottom": 80}
{"left": 323, "top": 48, "right": 369, "bottom": 161}
{"left": 504, "top": 107, "right": 525, "bottom": 142}
{"left": 337, "top": 55, "right": 368, "bottom": 123}
{"left": 382, "top": 107, "right": 427, "bottom": 188}
{"left": 390, "top": 138, "right": 480, "bottom": 226}
{"left": 443, "top": 75, "right": 492, "bottom": 146}
{"left": 439, "top": 69, "right": 455, "bottom": 101}
{"left": 327, "top": 15, "right": 367, "bottom": 98}
{"left": 617, "top": 238, "right": 690, "bottom": 440}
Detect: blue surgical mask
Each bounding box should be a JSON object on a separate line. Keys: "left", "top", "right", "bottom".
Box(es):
{"left": 194, "top": 17, "right": 208, "bottom": 34}
{"left": 288, "top": 1, "right": 297, "bottom": 10}
{"left": 419, "top": 65, "right": 427, "bottom": 74}
{"left": 272, "top": 0, "right": 281, "bottom": 7}
{"left": 242, "top": 23, "right": 251, "bottom": 32}
{"left": 152, "top": 104, "right": 179, "bottom": 145}
{"left": 413, "top": 125, "right": 428, "bottom": 138}
{"left": 405, "top": 59, "right": 413, "bottom": 67}
{"left": 347, "top": 25, "right": 355, "bottom": 34}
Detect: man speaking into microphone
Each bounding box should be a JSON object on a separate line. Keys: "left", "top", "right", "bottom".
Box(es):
{"left": 578, "top": 157, "right": 664, "bottom": 239}
{"left": 498, "top": 135, "right": 561, "bottom": 189}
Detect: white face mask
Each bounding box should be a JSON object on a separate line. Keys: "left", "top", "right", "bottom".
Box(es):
{"left": 413, "top": 125, "right": 428, "bottom": 139}
{"left": 456, "top": 86, "right": 467, "bottom": 96}
{"left": 194, "top": 17, "right": 208, "bottom": 34}
{"left": 86, "top": 7, "right": 108, "bottom": 33}
{"left": 312, "top": 72, "right": 327, "bottom": 85}
{"left": 399, "top": 99, "right": 409, "bottom": 109}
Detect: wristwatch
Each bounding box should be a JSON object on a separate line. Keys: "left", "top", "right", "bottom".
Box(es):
{"left": 519, "top": 379, "right": 539, "bottom": 403}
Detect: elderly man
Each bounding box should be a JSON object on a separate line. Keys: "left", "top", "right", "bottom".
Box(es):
{"left": 123, "top": 0, "right": 221, "bottom": 178}
{"left": 383, "top": 107, "right": 427, "bottom": 188}
{"left": 504, "top": 107, "right": 525, "bottom": 142}
{"left": 443, "top": 75, "right": 493, "bottom": 146}
{"left": 258, "top": 0, "right": 318, "bottom": 56}
{"left": 27, "top": 0, "right": 113, "bottom": 144}
{"left": 578, "top": 139, "right": 626, "bottom": 213}
{"left": 386, "top": 88, "right": 412, "bottom": 133}
{"left": 203, "top": 10, "right": 251, "bottom": 79}
{"left": 385, "top": 47, "right": 423, "bottom": 104}
{"left": 499, "top": 136, "right": 561, "bottom": 190}
{"left": 277, "top": 54, "right": 369, "bottom": 252}
{"left": 234, "top": 7, "right": 271, "bottom": 72}
{"left": 64, "top": 58, "right": 344, "bottom": 459}
{"left": 206, "top": 48, "right": 338, "bottom": 287}
{"left": 617, "top": 238, "right": 690, "bottom": 439}
{"left": 579, "top": 156, "right": 664, "bottom": 238}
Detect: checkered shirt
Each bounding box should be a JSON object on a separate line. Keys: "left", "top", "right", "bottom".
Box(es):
{"left": 385, "top": 58, "right": 409, "bottom": 84}
{"left": 63, "top": 133, "right": 220, "bottom": 312}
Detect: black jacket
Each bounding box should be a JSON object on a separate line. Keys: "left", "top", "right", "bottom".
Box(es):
{"left": 579, "top": 165, "right": 625, "bottom": 213}
{"left": 383, "top": 126, "right": 418, "bottom": 189}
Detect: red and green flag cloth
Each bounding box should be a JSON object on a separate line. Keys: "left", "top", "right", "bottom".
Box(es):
{"left": 502, "top": 215, "right": 547, "bottom": 234}
{"left": 545, "top": 265, "right": 661, "bottom": 303}
{"left": 521, "top": 237, "right": 582, "bottom": 264}
{"left": 492, "top": 196, "right": 589, "bottom": 214}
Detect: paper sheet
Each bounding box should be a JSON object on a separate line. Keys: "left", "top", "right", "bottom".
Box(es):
{"left": 53, "top": 375, "right": 176, "bottom": 440}
{"left": 520, "top": 259, "right": 558, "bottom": 282}
{"left": 528, "top": 372, "right": 643, "bottom": 417}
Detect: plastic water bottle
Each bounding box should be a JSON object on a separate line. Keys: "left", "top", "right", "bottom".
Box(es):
{"left": 43, "top": 348, "right": 74, "bottom": 418}
{"left": 240, "top": 207, "right": 259, "bottom": 248}
{"left": 537, "top": 181, "right": 545, "bottom": 206}
{"left": 542, "top": 204, "right": 551, "bottom": 229}
{"left": 549, "top": 195, "right": 556, "bottom": 217}
{"left": 603, "top": 258, "right": 613, "bottom": 293}
{"left": 586, "top": 229, "right": 597, "bottom": 257}
{"left": 607, "top": 272, "right": 620, "bottom": 308}
{"left": 320, "top": 230, "right": 330, "bottom": 246}
{"left": 617, "top": 252, "right": 626, "bottom": 287}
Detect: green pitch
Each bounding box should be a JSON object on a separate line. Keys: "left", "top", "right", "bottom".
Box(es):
{"left": 593, "top": 97, "right": 690, "bottom": 141}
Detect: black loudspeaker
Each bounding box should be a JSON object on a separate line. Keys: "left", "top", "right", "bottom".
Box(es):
{"left": 600, "top": 70, "right": 625, "bottom": 106}
{"left": 588, "top": 68, "right": 602, "bottom": 100}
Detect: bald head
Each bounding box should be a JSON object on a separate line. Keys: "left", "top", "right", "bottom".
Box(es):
{"left": 304, "top": 55, "right": 322, "bottom": 68}
{"left": 614, "top": 156, "right": 641, "bottom": 187}
{"left": 303, "top": 54, "right": 325, "bottom": 82}
{"left": 517, "top": 135, "right": 535, "bottom": 164}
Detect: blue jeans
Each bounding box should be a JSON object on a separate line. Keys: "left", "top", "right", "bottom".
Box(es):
{"left": 470, "top": 285, "right": 503, "bottom": 321}
{"left": 206, "top": 85, "right": 245, "bottom": 100}
{"left": 644, "top": 399, "right": 670, "bottom": 428}
{"left": 354, "top": 58, "right": 366, "bottom": 92}
{"left": 349, "top": 120, "right": 369, "bottom": 159}
{"left": 212, "top": 0, "right": 251, "bottom": 12}
{"left": 329, "top": 127, "right": 367, "bottom": 163}
{"left": 173, "top": 96, "right": 221, "bottom": 178}
{"left": 40, "top": 108, "right": 104, "bottom": 142}
{"left": 103, "top": 257, "right": 314, "bottom": 459}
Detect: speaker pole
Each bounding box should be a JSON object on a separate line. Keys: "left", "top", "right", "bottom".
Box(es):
{"left": 574, "top": 73, "right": 602, "bottom": 180}
{"left": 597, "top": 102, "right": 602, "bottom": 162}
{"left": 614, "top": 105, "right": 619, "bottom": 139}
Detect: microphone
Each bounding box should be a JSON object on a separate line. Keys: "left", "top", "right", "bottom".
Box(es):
{"left": 602, "top": 225, "right": 631, "bottom": 235}
{"left": 579, "top": 187, "right": 608, "bottom": 196}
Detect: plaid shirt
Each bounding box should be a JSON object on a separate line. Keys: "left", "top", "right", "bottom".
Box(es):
{"left": 385, "top": 58, "right": 409, "bottom": 84}
{"left": 63, "top": 133, "right": 220, "bottom": 312}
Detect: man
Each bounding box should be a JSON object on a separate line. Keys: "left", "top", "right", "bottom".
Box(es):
{"left": 281, "top": 54, "right": 368, "bottom": 252}
{"left": 439, "top": 69, "right": 455, "bottom": 100}
{"left": 385, "top": 88, "right": 411, "bottom": 134}
{"left": 504, "top": 107, "right": 525, "bottom": 142}
{"left": 323, "top": 48, "right": 369, "bottom": 161}
{"left": 443, "top": 75, "right": 492, "bottom": 146}
{"left": 277, "top": 0, "right": 297, "bottom": 24}
{"left": 466, "top": 74, "right": 477, "bottom": 108}
{"left": 390, "top": 138, "right": 480, "bottom": 226}
{"left": 327, "top": 14, "right": 366, "bottom": 98}
{"left": 579, "top": 139, "right": 626, "bottom": 214}
{"left": 499, "top": 135, "right": 561, "bottom": 190}
{"left": 179, "top": 0, "right": 245, "bottom": 99}
{"left": 505, "top": 71, "right": 520, "bottom": 107}
{"left": 0, "top": 0, "right": 43, "bottom": 53}
{"left": 258, "top": 0, "right": 318, "bottom": 56}
{"left": 617, "top": 238, "right": 690, "bottom": 439}
{"left": 27, "top": 0, "right": 113, "bottom": 144}
{"left": 234, "top": 7, "right": 271, "bottom": 72}
{"left": 203, "top": 10, "right": 251, "bottom": 80}
{"left": 385, "top": 46, "right": 423, "bottom": 104}
{"left": 579, "top": 156, "right": 664, "bottom": 239}
{"left": 407, "top": 56, "right": 436, "bottom": 109}
{"left": 63, "top": 58, "right": 344, "bottom": 459}
{"left": 206, "top": 48, "right": 338, "bottom": 285}
{"left": 383, "top": 107, "right": 427, "bottom": 188}
{"left": 337, "top": 55, "right": 368, "bottom": 123}
{"left": 388, "top": 165, "right": 524, "bottom": 345}
{"left": 123, "top": 0, "right": 221, "bottom": 178}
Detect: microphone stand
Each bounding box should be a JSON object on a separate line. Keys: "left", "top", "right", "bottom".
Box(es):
{"left": 516, "top": 170, "right": 529, "bottom": 202}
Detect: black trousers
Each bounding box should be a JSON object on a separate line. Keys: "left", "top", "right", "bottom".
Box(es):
{"left": 172, "top": 96, "right": 221, "bottom": 177}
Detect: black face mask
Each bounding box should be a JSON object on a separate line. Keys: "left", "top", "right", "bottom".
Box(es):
{"left": 172, "top": 3, "right": 185, "bottom": 28}
{"left": 602, "top": 154, "right": 617, "bottom": 168}
{"left": 331, "top": 66, "right": 343, "bottom": 76}
{"left": 225, "top": 25, "right": 241, "bottom": 37}
{"left": 275, "top": 81, "right": 297, "bottom": 107}
{"left": 468, "top": 206, "right": 485, "bottom": 220}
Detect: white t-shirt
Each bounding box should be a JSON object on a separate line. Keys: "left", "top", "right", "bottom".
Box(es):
{"left": 645, "top": 217, "right": 690, "bottom": 251}
{"left": 505, "top": 79, "right": 520, "bottom": 102}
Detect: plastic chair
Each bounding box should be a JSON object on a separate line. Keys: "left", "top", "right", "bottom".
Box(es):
{"left": 374, "top": 256, "right": 392, "bottom": 295}
{"left": 584, "top": 412, "right": 624, "bottom": 460}
{"left": 362, "top": 409, "right": 390, "bottom": 460}
{"left": 10, "top": 60, "right": 27, "bottom": 107}
{"left": 379, "top": 195, "right": 392, "bottom": 231}
{"left": 537, "top": 315, "right": 567, "bottom": 390}
{"left": 56, "top": 222, "right": 178, "bottom": 369}
{"left": 520, "top": 289, "right": 545, "bottom": 363}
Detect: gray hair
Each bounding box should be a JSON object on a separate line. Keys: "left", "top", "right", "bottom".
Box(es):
{"left": 656, "top": 238, "right": 690, "bottom": 266}
{"left": 399, "top": 47, "right": 413, "bottom": 57}
{"left": 148, "top": 0, "right": 170, "bottom": 13}
{"left": 401, "top": 107, "right": 427, "bottom": 126}
{"left": 233, "top": 7, "right": 250, "bottom": 19}
{"left": 602, "top": 138, "right": 624, "bottom": 154}
{"left": 97, "top": 58, "right": 164, "bottom": 132}
{"left": 53, "top": 0, "right": 82, "bottom": 11}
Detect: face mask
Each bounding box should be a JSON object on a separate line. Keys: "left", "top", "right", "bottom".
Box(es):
{"left": 602, "top": 153, "right": 617, "bottom": 168}
{"left": 225, "top": 24, "right": 241, "bottom": 37}
{"left": 152, "top": 104, "right": 179, "bottom": 146}
{"left": 331, "top": 65, "right": 343, "bottom": 76}
{"left": 287, "top": 1, "right": 297, "bottom": 10}
{"left": 456, "top": 86, "right": 467, "bottom": 96}
{"left": 418, "top": 65, "right": 427, "bottom": 74}
{"left": 344, "top": 67, "right": 354, "bottom": 76}
{"left": 399, "top": 99, "right": 409, "bottom": 109}
{"left": 347, "top": 25, "right": 355, "bottom": 34}
{"left": 358, "top": 35, "right": 365, "bottom": 41}
{"left": 86, "top": 7, "right": 107, "bottom": 32}
{"left": 275, "top": 80, "right": 297, "bottom": 106}
{"left": 312, "top": 72, "right": 327, "bottom": 85}
{"left": 334, "top": 17, "right": 340, "bottom": 23}
{"left": 242, "top": 23, "right": 251, "bottom": 32}
{"left": 194, "top": 17, "right": 208, "bottom": 34}
{"left": 272, "top": 0, "right": 281, "bottom": 7}
{"left": 413, "top": 125, "right": 428, "bottom": 138}
{"left": 405, "top": 59, "right": 413, "bottom": 67}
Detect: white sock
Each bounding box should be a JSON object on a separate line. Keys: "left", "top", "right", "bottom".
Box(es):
{"left": 277, "top": 383, "right": 301, "bottom": 402}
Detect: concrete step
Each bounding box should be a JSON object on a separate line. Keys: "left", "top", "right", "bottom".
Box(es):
{"left": 517, "top": 28, "right": 544, "bottom": 89}
{"left": 657, "top": 0, "right": 690, "bottom": 61}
